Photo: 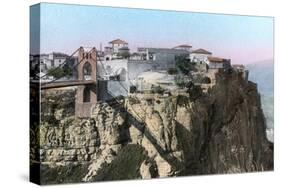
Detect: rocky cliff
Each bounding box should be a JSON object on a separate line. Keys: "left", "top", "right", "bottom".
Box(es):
{"left": 33, "top": 70, "right": 273, "bottom": 184}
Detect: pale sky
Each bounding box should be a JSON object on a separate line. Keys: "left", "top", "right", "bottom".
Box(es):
{"left": 30, "top": 3, "right": 274, "bottom": 64}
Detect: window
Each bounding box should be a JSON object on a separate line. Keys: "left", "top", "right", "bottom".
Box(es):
{"left": 83, "top": 87, "right": 91, "bottom": 102}
{"left": 83, "top": 62, "right": 92, "bottom": 80}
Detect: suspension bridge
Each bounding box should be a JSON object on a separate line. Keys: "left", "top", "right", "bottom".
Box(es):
{"left": 31, "top": 46, "right": 132, "bottom": 118}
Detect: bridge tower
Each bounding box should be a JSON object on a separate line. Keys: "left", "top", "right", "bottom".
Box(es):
{"left": 75, "top": 47, "right": 97, "bottom": 118}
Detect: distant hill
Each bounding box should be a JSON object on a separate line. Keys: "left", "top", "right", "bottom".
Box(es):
{"left": 246, "top": 59, "right": 274, "bottom": 142}
{"left": 246, "top": 59, "right": 274, "bottom": 96}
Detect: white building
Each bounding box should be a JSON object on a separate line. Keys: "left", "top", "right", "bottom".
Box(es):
{"left": 104, "top": 39, "right": 130, "bottom": 60}
{"left": 99, "top": 46, "right": 190, "bottom": 82}
{"left": 97, "top": 44, "right": 191, "bottom": 98}
{"left": 38, "top": 52, "right": 69, "bottom": 71}
{"left": 48, "top": 52, "right": 68, "bottom": 67}
{"left": 108, "top": 39, "right": 128, "bottom": 53}
{"left": 137, "top": 47, "right": 190, "bottom": 66}
{"left": 190, "top": 48, "right": 212, "bottom": 64}
{"left": 136, "top": 71, "right": 176, "bottom": 91}
{"left": 39, "top": 54, "right": 53, "bottom": 69}
{"left": 207, "top": 56, "right": 224, "bottom": 69}
{"left": 98, "top": 59, "right": 128, "bottom": 81}
{"left": 207, "top": 56, "right": 231, "bottom": 69}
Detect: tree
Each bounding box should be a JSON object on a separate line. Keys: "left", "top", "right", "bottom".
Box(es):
{"left": 167, "top": 67, "right": 178, "bottom": 75}
{"left": 129, "top": 86, "right": 137, "bottom": 93}
{"left": 48, "top": 67, "right": 65, "bottom": 79}
{"left": 175, "top": 79, "right": 185, "bottom": 88}
{"left": 189, "top": 85, "right": 202, "bottom": 101}
{"left": 118, "top": 51, "right": 130, "bottom": 59}
{"left": 175, "top": 75, "right": 187, "bottom": 88}
{"left": 175, "top": 54, "right": 197, "bottom": 75}
{"left": 151, "top": 85, "right": 164, "bottom": 94}
{"left": 62, "top": 64, "right": 72, "bottom": 78}
{"left": 47, "top": 65, "right": 72, "bottom": 79}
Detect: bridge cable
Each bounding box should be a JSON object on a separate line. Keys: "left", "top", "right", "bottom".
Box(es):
{"left": 96, "top": 54, "right": 146, "bottom": 122}
{"left": 40, "top": 47, "right": 80, "bottom": 79}
{"left": 41, "top": 47, "right": 95, "bottom": 86}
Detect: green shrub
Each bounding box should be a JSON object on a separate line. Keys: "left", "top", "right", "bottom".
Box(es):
{"left": 129, "top": 86, "right": 137, "bottom": 93}
{"left": 167, "top": 67, "right": 178, "bottom": 75}
{"left": 175, "top": 75, "right": 189, "bottom": 88}
{"left": 47, "top": 65, "right": 72, "bottom": 79}
{"left": 175, "top": 54, "right": 197, "bottom": 75}
{"left": 189, "top": 85, "right": 202, "bottom": 100}
{"left": 201, "top": 76, "right": 211, "bottom": 84}
{"left": 151, "top": 85, "right": 164, "bottom": 94}
{"left": 177, "top": 95, "right": 189, "bottom": 106}
{"left": 193, "top": 74, "right": 211, "bottom": 84}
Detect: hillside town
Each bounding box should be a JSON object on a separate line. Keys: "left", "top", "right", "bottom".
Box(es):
{"left": 30, "top": 39, "right": 249, "bottom": 101}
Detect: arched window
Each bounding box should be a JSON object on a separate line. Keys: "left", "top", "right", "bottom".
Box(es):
{"left": 83, "top": 62, "right": 92, "bottom": 80}
{"left": 83, "top": 87, "right": 91, "bottom": 102}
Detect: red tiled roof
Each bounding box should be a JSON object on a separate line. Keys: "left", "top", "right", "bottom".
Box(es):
{"left": 174, "top": 44, "right": 192, "bottom": 48}
{"left": 109, "top": 39, "right": 128, "bottom": 44}
{"left": 208, "top": 56, "right": 225, "bottom": 63}
{"left": 192, "top": 48, "right": 212, "bottom": 55}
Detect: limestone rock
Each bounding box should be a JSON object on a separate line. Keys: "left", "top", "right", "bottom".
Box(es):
{"left": 140, "top": 160, "right": 158, "bottom": 179}
{"left": 37, "top": 70, "right": 273, "bottom": 184}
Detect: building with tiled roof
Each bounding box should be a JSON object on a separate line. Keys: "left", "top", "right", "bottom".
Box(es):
{"left": 190, "top": 48, "right": 212, "bottom": 65}
{"left": 106, "top": 39, "right": 129, "bottom": 55}
{"left": 207, "top": 56, "right": 231, "bottom": 69}
{"left": 173, "top": 44, "right": 192, "bottom": 52}
{"left": 191, "top": 48, "right": 212, "bottom": 55}
{"left": 207, "top": 56, "right": 225, "bottom": 63}
{"left": 109, "top": 39, "right": 128, "bottom": 45}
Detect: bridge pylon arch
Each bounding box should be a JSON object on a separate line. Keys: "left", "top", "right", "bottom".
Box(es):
{"left": 75, "top": 47, "right": 97, "bottom": 118}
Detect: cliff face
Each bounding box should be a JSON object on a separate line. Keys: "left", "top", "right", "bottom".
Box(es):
{"left": 36, "top": 70, "right": 273, "bottom": 184}
{"left": 187, "top": 71, "right": 273, "bottom": 174}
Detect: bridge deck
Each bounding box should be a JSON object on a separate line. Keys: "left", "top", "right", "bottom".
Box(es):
{"left": 39, "top": 80, "right": 96, "bottom": 90}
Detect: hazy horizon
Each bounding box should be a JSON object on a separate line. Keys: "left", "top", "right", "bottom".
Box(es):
{"left": 30, "top": 3, "right": 274, "bottom": 65}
